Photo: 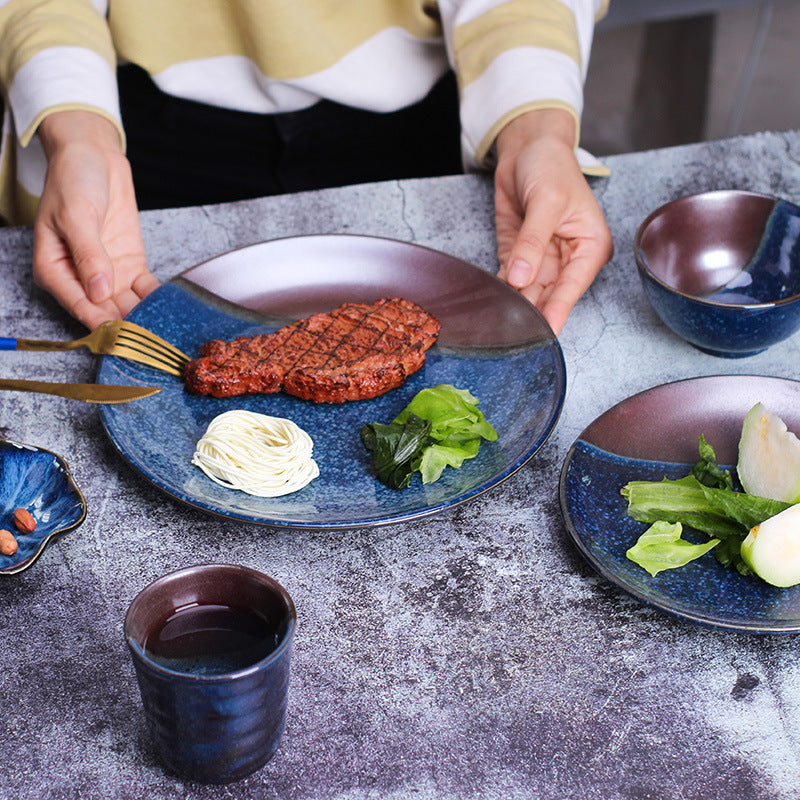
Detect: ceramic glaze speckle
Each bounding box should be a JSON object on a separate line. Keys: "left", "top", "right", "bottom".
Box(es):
{"left": 640, "top": 278, "right": 800, "bottom": 357}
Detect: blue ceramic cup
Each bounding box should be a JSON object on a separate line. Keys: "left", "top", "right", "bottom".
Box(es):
{"left": 124, "top": 564, "right": 295, "bottom": 783}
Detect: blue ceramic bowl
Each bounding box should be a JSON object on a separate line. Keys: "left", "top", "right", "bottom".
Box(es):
{"left": 634, "top": 190, "right": 800, "bottom": 357}
{"left": 0, "top": 439, "right": 87, "bottom": 574}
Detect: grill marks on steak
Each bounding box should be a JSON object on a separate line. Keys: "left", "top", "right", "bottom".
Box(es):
{"left": 184, "top": 297, "right": 441, "bottom": 403}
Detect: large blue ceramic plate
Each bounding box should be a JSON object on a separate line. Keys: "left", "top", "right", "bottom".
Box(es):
{"left": 98, "top": 235, "right": 565, "bottom": 528}
{"left": 0, "top": 440, "right": 87, "bottom": 574}
{"left": 560, "top": 375, "right": 800, "bottom": 633}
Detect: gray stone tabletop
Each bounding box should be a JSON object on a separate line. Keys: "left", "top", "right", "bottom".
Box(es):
{"left": 2, "top": 130, "right": 800, "bottom": 800}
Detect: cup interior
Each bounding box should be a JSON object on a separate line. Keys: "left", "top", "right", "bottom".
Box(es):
{"left": 125, "top": 564, "right": 295, "bottom": 673}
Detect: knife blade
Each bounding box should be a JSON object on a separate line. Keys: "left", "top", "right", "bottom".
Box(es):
{"left": 0, "top": 379, "right": 162, "bottom": 403}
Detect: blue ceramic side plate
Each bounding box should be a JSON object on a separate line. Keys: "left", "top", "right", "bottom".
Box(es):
{"left": 559, "top": 375, "right": 800, "bottom": 632}
{"left": 98, "top": 235, "right": 566, "bottom": 528}
{"left": 0, "top": 440, "right": 87, "bottom": 574}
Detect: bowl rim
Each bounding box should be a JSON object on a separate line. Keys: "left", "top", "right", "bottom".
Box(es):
{"left": 633, "top": 188, "right": 800, "bottom": 310}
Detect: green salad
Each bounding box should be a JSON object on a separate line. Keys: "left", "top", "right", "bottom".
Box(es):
{"left": 623, "top": 403, "right": 800, "bottom": 587}
{"left": 361, "top": 384, "right": 497, "bottom": 490}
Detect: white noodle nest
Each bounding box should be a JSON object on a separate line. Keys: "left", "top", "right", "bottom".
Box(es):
{"left": 191, "top": 410, "right": 319, "bottom": 497}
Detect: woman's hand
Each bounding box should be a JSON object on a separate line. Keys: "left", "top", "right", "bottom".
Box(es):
{"left": 33, "top": 110, "right": 159, "bottom": 330}
{"left": 494, "top": 108, "right": 613, "bottom": 334}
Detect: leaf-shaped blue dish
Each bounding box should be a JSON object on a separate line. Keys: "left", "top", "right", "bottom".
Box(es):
{"left": 559, "top": 375, "right": 800, "bottom": 633}
{"left": 0, "top": 440, "right": 87, "bottom": 574}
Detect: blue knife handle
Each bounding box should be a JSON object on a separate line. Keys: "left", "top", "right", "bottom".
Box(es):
{"left": 0, "top": 338, "right": 17, "bottom": 350}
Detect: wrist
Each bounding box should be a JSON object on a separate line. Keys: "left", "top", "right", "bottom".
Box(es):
{"left": 38, "top": 110, "right": 123, "bottom": 158}
{"left": 495, "top": 108, "right": 576, "bottom": 161}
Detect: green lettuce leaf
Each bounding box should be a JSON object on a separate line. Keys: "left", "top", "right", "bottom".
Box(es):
{"left": 394, "top": 385, "right": 498, "bottom": 443}
{"left": 360, "top": 414, "right": 431, "bottom": 489}
{"left": 698, "top": 483, "right": 790, "bottom": 530}
{"left": 622, "top": 476, "right": 746, "bottom": 540}
{"left": 419, "top": 439, "right": 481, "bottom": 484}
{"left": 691, "top": 434, "right": 734, "bottom": 490}
{"left": 626, "top": 521, "right": 720, "bottom": 577}
{"left": 622, "top": 475, "right": 790, "bottom": 538}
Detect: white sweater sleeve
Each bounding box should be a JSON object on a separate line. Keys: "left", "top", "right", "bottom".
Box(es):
{"left": 437, "top": 0, "right": 608, "bottom": 170}
{"left": 0, "top": 0, "right": 121, "bottom": 146}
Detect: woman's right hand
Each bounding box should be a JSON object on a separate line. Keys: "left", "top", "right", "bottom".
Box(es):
{"left": 33, "top": 110, "right": 159, "bottom": 329}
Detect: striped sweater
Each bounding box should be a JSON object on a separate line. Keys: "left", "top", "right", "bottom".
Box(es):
{"left": 0, "top": 0, "right": 609, "bottom": 224}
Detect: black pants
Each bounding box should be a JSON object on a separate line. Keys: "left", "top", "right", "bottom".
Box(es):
{"left": 118, "top": 64, "right": 463, "bottom": 210}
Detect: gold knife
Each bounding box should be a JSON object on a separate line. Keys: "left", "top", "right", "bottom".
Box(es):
{"left": 0, "top": 379, "right": 162, "bottom": 403}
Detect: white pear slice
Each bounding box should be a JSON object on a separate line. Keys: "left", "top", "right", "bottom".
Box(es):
{"left": 737, "top": 403, "right": 800, "bottom": 504}
{"left": 741, "top": 503, "right": 800, "bottom": 587}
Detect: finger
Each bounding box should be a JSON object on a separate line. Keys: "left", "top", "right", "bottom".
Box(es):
{"left": 45, "top": 275, "right": 122, "bottom": 329}
{"left": 132, "top": 270, "right": 161, "bottom": 300}
{"left": 33, "top": 256, "right": 98, "bottom": 319}
{"left": 539, "top": 247, "right": 609, "bottom": 335}
{"left": 501, "top": 199, "right": 564, "bottom": 291}
{"left": 100, "top": 269, "right": 160, "bottom": 320}
{"left": 539, "top": 274, "right": 584, "bottom": 335}
{"left": 73, "top": 281, "right": 156, "bottom": 330}
{"left": 112, "top": 286, "right": 152, "bottom": 319}
{"left": 62, "top": 225, "right": 116, "bottom": 304}
{"left": 494, "top": 187, "right": 524, "bottom": 277}
{"left": 35, "top": 221, "right": 117, "bottom": 311}
{"left": 32, "top": 247, "right": 120, "bottom": 329}
{"left": 71, "top": 297, "right": 124, "bottom": 330}
{"left": 107, "top": 271, "right": 160, "bottom": 319}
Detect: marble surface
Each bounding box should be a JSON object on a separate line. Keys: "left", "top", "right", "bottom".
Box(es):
{"left": 2, "top": 130, "right": 800, "bottom": 799}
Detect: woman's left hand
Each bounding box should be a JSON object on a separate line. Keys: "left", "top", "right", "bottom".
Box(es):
{"left": 494, "top": 108, "right": 613, "bottom": 334}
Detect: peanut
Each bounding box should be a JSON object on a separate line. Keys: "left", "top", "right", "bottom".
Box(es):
{"left": 0, "top": 529, "right": 18, "bottom": 556}
{"left": 13, "top": 508, "right": 36, "bottom": 534}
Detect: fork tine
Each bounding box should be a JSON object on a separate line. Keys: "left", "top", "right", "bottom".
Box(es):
{"left": 112, "top": 342, "right": 187, "bottom": 372}
{"left": 113, "top": 333, "right": 188, "bottom": 370}
{"left": 106, "top": 344, "right": 185, "bottom": 376}
{"left": 116, "top": 321, "right": 191, "bottom": 363}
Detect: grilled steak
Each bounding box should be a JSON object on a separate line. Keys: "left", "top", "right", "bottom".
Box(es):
{"left": 184, "top": 297, "right": 441, "bottom": 403}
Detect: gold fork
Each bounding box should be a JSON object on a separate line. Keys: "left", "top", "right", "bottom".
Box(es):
{"left": 1, "top": 320, "right": 190, "bottom": 377}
